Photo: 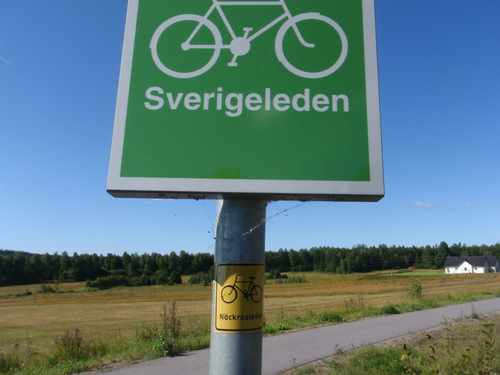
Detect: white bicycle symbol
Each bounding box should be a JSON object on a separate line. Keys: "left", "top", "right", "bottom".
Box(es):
{"left": 150, "top": 0, "right": 348, "bottom": 79}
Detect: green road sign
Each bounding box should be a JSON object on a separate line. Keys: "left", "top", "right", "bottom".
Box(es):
{"left": 107, "top": 0, "right": 384, "bottom": 201}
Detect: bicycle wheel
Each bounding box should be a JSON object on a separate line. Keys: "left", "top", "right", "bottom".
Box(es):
{"left": 250, "top": 285, "right": 262, "bottom": 303}
{"left": 221, "top": 285, "right": 237, "bottom": 304}
{"left": 150, "top": 14, "right": 222, "bottom": 79}
{"left": 275, "top": 13, "right": 348, "bottom": 79}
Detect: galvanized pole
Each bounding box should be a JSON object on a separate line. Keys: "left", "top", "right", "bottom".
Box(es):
{"left": 209, "top": 199, "right": 267, "bottom": 375}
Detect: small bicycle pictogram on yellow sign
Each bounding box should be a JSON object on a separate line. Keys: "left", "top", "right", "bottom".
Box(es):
{"left": 215, "top": 263, "right": 264, "bottom": 333}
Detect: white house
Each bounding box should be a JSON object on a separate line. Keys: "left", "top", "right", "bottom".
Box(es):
{"left": 444, "top": 256, "right": 499, "bottom": 274}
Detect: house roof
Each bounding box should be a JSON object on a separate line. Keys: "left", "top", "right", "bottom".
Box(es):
{"left": 486, "top": 256, "right": 500, "bottom": 266}
{"left": 444, "top": 256, "right": 499, "bottom": 267}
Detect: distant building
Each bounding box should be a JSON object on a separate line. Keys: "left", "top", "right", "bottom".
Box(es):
{"left": 444, "top": 256, "right": 499, "bottom": 274}
{"left": 486, "top": 256, "right": 500, "bottom": 273}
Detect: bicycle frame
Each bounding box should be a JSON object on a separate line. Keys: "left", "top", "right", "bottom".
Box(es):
{"left": 233, "top": 274, "right": 254, "bottom": 294}
{"left": 185, "top": 0, "right": 313, "bottom": 50}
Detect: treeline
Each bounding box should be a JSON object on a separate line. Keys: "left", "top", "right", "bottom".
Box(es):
{"left": 266, "top": 242, "right": 500, "bottom": 273}
{"left": 0, "top": 250, "right": 213, "bottom": 287}
{"left": 1, "top": 242, "right": 499, "bottom": 287}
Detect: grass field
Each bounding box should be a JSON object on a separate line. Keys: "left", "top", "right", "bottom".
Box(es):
{"left": 1, "top": 270, "right": 500, "bottom": 373}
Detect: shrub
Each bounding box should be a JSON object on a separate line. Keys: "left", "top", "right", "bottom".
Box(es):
{"left": 168, "top": 271, "right": 182, "bottom": 285}
{"left": 155, "top": 302, "right": 182, "bottom": 356}
{"left": 39, "top": 283, "right": 58, "bottom": 294}
{"left": 319, "top": 311, "right": 344, "bottom": 323}
{"left": 406, "top": 279, "right": 423, "bottom": 299}
{"left": 161, "top": 303, "right": 181, "bottom": 339}
{"left": 275, "top": 274, "right": 306, "bottom": 284}
{"left": 379, "top": 304, "right": 401, "bottom": 315}
{"left": 188, "top": 271, "right": 212, "bottom": 286}
{"left": 137, "top": 303, "right": 184, "bottom": 357}
{"left": 86, "top": 275, "right": 131, "bottom": 290}
{"left": 344, "top": 296, "right": 365, "bottom": 311}
{"left": 266, "top": 270, "right": 288, "bottom": 280}
{"left": 154, "top": 333, "right": 177, "bottom": 357}
{"left": 0, "top": 349, "right": 23, "bottom": 373}
{"left": 86, "top": 271, "right": 174, "bottom": 290}
{"left": 54, "top": 327, "right": 85, "bottom": 361}
{"left": 15, "top": 289, "right": 32, "bottom": 297}
{"left": 48, "top": 327, "right": 108, "bottom": 364}
{"left": 136, "top": 324, "right": 159, "bottom": 343}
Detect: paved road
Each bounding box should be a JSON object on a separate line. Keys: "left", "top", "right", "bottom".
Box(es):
{"left": 97, "top": 298, "right": 500, "bottom": 375}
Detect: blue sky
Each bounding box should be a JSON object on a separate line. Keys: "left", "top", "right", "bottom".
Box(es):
{"left": 1, "top": 1, "right": 499, "bottom": 256}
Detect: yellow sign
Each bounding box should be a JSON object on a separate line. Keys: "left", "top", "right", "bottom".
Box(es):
{"left": 215, "top": 263, "right": 264, "bottom": 333}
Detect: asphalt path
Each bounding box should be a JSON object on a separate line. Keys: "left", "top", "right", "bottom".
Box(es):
{"left": 97, "top": 298, "right": 500, "bottom": 375}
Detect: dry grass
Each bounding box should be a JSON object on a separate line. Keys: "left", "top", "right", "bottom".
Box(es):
{"left": 0, "top": 283, "right": 212, "bottom": 356}
{"left": 1, "top": 271, "right": 499, "bottom": 356}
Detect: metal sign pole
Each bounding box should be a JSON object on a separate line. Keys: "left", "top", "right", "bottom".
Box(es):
{"left": 209, "top": 199, "right": 267, "bottom": 375}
